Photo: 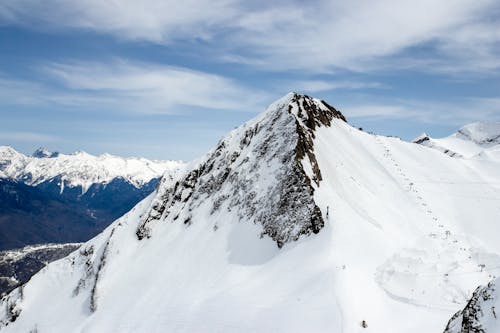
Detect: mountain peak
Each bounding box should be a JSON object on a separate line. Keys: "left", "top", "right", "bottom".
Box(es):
{"left": 287, "top": 92, "right": 347, "bottom": 125}
{"left": 136, "top": 93, "right": 346, "bottom": 247}
{"left": 263, "top": 92, "right": 346, "bottom": 127}
{"left": 32, "top": 147, "right": 59, "bottom": 158}
{"left": 0, "top": 146, "right": 21, "bottom": 156}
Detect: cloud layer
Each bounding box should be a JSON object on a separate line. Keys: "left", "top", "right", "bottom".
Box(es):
{"left": 2, "top": 0, "right": 499, "bottom": 72}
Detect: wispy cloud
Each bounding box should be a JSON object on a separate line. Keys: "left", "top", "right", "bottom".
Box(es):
{"left": 2, "top": 0, "right": 498, "bottom": 74}
{"left": 342, "top": 97, "right": 500, "bottom": 125}
{"left": 43, "top": 60, "right": 269, "bottom": 113}
{"left": 0, "top": 0, "right": 236, "bottom": 42}
{"left": 292, "top": 80, "right": 386, "bottom": 93}
{"left": 0, "top": 60, "right": 269, "bottom": 114}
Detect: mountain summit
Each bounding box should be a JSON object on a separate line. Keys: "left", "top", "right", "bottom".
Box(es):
{"left": 32, "top": 147, "right": 59, "bottom": 158}
{"left": 1, "top": 94, "right": 499, "bottom": 333}
{"left": 137, "top": 92, "right": 346, "bottom": 247}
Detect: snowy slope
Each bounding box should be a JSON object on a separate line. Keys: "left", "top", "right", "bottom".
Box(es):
{"left": 444, "top": 278, "right": 500, "bottom": 332}
{"left": 414, "top": 122, "right": 500, "bottom": 159}
{"left": 0, "top": 146, "right": 184, "bottom": 194}
{"left": 1, "top": 93, "right": 499, "bottom": 333}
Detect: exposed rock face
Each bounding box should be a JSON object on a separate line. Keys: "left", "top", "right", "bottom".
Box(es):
{"left": 444, "top": 279, "right": 499, "bottom": 333}
{"left": 137, "top": 93, "right": 346, "bottom": 247}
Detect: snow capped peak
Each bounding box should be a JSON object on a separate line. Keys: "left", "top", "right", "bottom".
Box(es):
{"left": 288, "top": 92, "right": 347, "bottom": 123}
{"left": 137, "top": 93, "right": 346, "bottom": 247}
{"left": 32, "top": 147, "right": 58, "bottom": 158}
{"left": 0, "top": 146, "right": 184, "bottom": 193}
{"left": 259, "top": 92, "right": 346, "bottom": 127}
{"left": 456, "top": 121, "right": 500, "bottom": 146}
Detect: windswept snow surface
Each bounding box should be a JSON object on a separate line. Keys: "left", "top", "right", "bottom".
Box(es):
{"left": 0, "top": 147, "right": 184, "bottom": 193}
{"left": 1, "top": 94, "right": 499, "bottom": 332}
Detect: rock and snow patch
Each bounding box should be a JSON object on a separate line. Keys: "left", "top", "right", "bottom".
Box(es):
{"left": 444, "top": 278, "right": 500, "bottom": 333}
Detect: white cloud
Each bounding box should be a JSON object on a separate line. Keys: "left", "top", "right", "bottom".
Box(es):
{"left": 2, "top": 0, "right": 498, "bottom": 73}
{"left": 342, "top": 97, "right": 500, "bottom": 125}
{"left": 230, "top": 0, "right": 500, "bottom": 73}
{"left": 43, "top": 60, "right": 268, "bottom": 113}
{"left": 0, "top": 0, "right": 237, "bottom": 42}
{"left": 0, "top": 60, "right": 269, "bottom": 114}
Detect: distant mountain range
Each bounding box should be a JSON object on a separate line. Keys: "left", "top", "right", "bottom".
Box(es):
{"left": 0, "top": 147, "right": 184, "bottom": 250}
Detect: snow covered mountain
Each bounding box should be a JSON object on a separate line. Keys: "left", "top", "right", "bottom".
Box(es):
{"left": 0, "top": 146, "right": 183, "bottom": 194}
{"left": 0, "top": 147, "right": 184, "bottom": 250}
{"left": 1, "top": 93, "right": 499, "bottom": 332}
{"left": 414, "top": 122, "right": 500, "bottom": 159}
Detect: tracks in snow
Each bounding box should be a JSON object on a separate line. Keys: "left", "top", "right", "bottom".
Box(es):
{"left": 375, "top": 136, "right": 449, "bottom": 238}
{"left": 373, "top": 135, "right": 500, "bottom": 309}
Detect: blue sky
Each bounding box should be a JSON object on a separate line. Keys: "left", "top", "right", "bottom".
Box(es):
{"left": 0, "top": 0, "right": 499, "bottom": 160}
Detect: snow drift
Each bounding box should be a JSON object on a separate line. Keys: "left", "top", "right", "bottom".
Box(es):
{"left": 1, "top": 93, "right": 499, "bottom": 332}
